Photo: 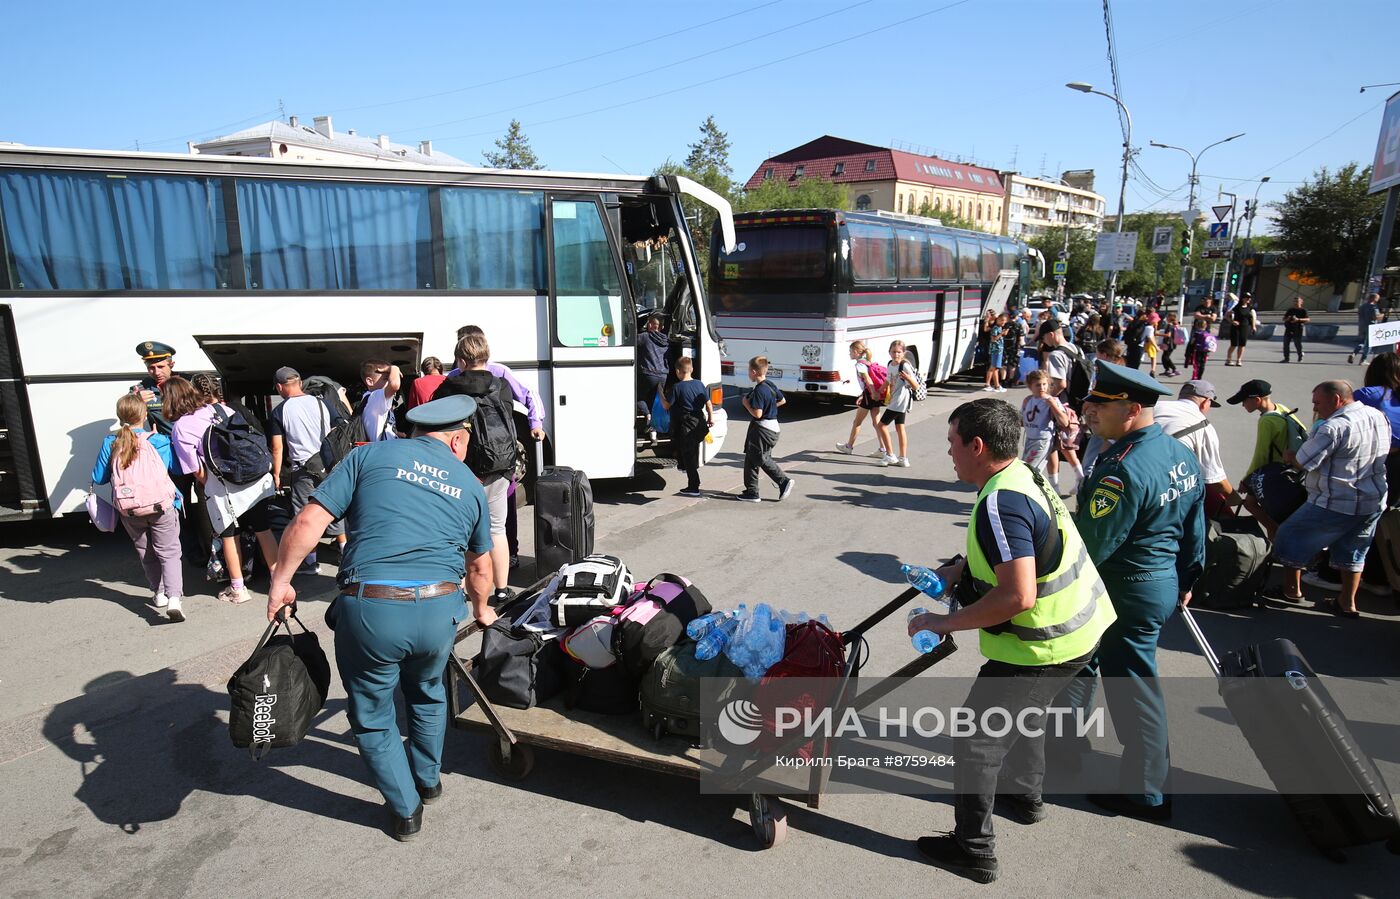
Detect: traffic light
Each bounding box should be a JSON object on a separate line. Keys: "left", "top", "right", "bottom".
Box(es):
{"left": 1180, "top": 229, "right": 1191, "bottom": 259}
{"left": 1229, "top": 270, "right": 1239, "bottom": 288}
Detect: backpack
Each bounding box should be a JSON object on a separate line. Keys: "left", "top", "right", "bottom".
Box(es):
{"left": 863, "top": 360, "right": 888, "bottom": 402}
{"left": 202, "top": 405, "right": 273, "bottom": 486}
{"left": 301, "top": 375, "right": 349, "bottom": 419}
{"left": 306, "top": 394, "right": 369, "bottom": 482}
{"left": 111, "top": 432, "right": 177, "bottom": 517}
{"left": 910, "top": 366, "right": 928, "bottom": 402}
{"left": 640, "top": 641, "right": 743, "bottom": 743}
{"left": 612, "top": 573, "right": 713, "bottom": 680}
{"left": 1195, "top": 518, "right": 1271, "bottom": 609}
{"left": 749, "top": 620, "right": 846, "bottom": 760}
{"left": 550, "top": 554, "right": 634, "bottom": 627}
{"left": 434, "top": 372, "right": 519, "bottom": 480}
{"left": 1195, "top": 330, "right": 1218, "bottom": 353}
{"left": 1053, "top": 346, "right": 1093, "bottom": 412}
{"left": 1264, "top": 407, "right": 1309, "bottom": 456}
{"left": 227, "top": 611, "right": 331, "bottom": 759}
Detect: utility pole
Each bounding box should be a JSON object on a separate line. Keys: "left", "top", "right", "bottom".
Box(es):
{"left": 1066, "top": 83, "right": 1133, "bottom": 307}
{"left": 1149, "top": 132, "right": 1245, "bottom": 319}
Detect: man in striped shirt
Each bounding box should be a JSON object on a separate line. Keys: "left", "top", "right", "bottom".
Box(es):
{"left": 1267, "top": 381, "right": 1390, "bottom": 617}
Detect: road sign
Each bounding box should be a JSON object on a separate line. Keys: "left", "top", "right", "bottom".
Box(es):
{"left": 1053, "top": 260, "right": 1068, "bottom": 276}
{"left": 1212, "top": 204, "right": 1233, "bottom": 222}
{"left": 1369, "top": 320, "right": 1400, "bottom": 347}
{"left": 1208, "top": 222, "right": 1230, "bottom": 239}
{"left": 1093, "top": 231, "right": 1138, "bottom": 272}
{"left": 1183, "top": 209, "right": 1201, "bottom": 225}
{"left": 1204, "top": 238, "right": 1233, "bottom": 250}
{"left": 1201, "top": 249, "right": 1230, "bottom": 259}
{"left": 1151, "top": 226, "right": 1174, "bottom": 254}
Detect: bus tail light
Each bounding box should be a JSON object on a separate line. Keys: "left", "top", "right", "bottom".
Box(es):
{"left": 710, "top": 387, "right": 725, "bottom": 407}
{"left": 720, "top": 360, "right": 734, "bottom": 375}
{"left": 801, "top": 368, "right": 841, "bottom": 382}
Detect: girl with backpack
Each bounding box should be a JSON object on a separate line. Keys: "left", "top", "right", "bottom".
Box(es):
{"left": 835, "top": 340, "right": 894, "bottom": 464}
{"left": 1190, "top": 319, "right": 1217, "bottom": 379}
{"left": 166, "top": 376, "right": 279, "bottom": 605}
{"left": 92, "top": 394, "right": 186, "bottom": 621}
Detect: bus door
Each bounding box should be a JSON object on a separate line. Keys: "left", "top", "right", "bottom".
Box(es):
{"left": 547, "top": 195, "right": 635, "bottom": 480}
{"left": 932, "top": 287, "right": 962, "bottom": 383}
{"left": 0, "top": 305, "right": 44, "bottom": 519}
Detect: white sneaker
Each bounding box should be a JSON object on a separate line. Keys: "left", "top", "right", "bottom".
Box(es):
{"left": 218, "top": 585, "right": 253, "bottom": 604}
{"left": 880, "top": 453, "right": 898, "bottom": 466}
{"left": 868, "top": 448, "right": 888, "bottom": 458}
{"left": 996, "top": 387, "right": 1008, "bottom": 393}
{"left": 154, "top": 592, "right": 169, "bottom": 609}
{"left": 835, "top": 442, "right": 854, "bottom": 454}
{"left": 897, "top": 457, "right": 911, "bottom": 468}
{"left": 166, "top": 596, "right": 185, "bottom": 622}
{"left": 982, "top": 386, "right": 996, "bottom": 392}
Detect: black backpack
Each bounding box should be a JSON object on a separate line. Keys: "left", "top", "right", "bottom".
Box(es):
{"left": 433, "top": 371, "right": 519, "bottom": 480}
{"left": 1054, "top": 346, "right": 1094, "bottom": 412}
{"left": 227, "top": 611, "right": 331, "bottom": 759}
{"left": 202, "top": 405, "right": 273, "bottom": 486}
{"left": 306, "top": 394, "right": 369, "bottom": 481}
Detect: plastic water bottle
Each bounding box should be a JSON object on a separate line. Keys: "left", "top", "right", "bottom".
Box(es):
{"left": 686, "top": 610, "right": 726, "bottom": 641}
{"left": 901, "top": 564, "right": 948, "bottom": 605}
{"left": 696, "top": 605, "right": 744, "bottom": 660}
{"left": 908, "top": 608, "right": 941, "bottom": 654}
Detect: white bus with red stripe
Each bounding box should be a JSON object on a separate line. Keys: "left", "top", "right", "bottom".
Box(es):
{"left": 710, "top": 209, "right": 1035, "bottom": 398}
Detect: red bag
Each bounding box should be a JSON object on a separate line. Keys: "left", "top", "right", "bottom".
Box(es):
{"left": 757, "top": 621, "right": 845, "bottom": 759}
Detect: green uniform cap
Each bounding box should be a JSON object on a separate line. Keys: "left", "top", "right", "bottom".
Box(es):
{"left": 1085, "top": 360, "right": 1172, "bottom": 406}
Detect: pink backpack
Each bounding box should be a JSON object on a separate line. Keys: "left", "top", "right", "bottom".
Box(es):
{"left": 111, "top": 433, "right": 177, "bottom": 517}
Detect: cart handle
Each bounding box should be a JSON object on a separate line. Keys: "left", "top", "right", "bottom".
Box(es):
{"left": 843, "top": 586, "right": 921, "bottom": 644}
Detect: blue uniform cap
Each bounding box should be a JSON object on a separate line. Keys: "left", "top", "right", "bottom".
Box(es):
{"left": 1086, "top": 359, "right": 1172, "bottom": 406}
{"left": 136, "top": 340, "right": 175, "bottom": 361}
{"left": 404, "top": 394, "right": 477, "bottom": 432}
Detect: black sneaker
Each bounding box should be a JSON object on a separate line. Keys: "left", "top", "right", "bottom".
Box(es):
{"left": 778, "top": 479, "right": 795, "bottom": 502}
{"left": 914, "top": 834, "right": 998, "bottom": 884}
{"left": 737, "top": 491, "right": 762, "bottom": 503}
{"left": 1088, "top": 794, "right": 1173, "bottom": 822}
{"left": 995, "top": 794, "right": 1048, "bottom": 825}
{"left": 489, "top": 588, "right": 514, "bottom": 608}
{"left": 677, "top": 489, "right": 703, "bottom": 498}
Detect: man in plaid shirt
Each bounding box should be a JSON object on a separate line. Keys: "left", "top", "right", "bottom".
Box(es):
{"left": 1266, "top": 380, "right": 1390, "bottom": 617}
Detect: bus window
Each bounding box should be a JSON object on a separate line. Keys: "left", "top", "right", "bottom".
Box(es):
{"left": 552, "top": 199, "right": 626, "bottom": 347}
{"left": 849, "top": 222, "right": 895, "bottom": 282}
{"left": 956, "top": 239, "right": 982, "bottom": 281}
{"left": 930, "top": 233, "right": 958, "bottom": 280}
{"left": 981, "top": 242, "right": 1000, "bottom": 279}
{"left": 441, "top": 187, "right": 544, "bottom": 291}
{"left": 238, "top": 180, "right": 432, "bottom": 290}
{"left": 718, "top": 226, "right": 828, "bottom": 282}
{"left": 896, "top": 229, "right": 929, "bottom": 282}
{"left": 0, "top": 169, "right": 230, "bottom": 290}
{"left": 998, "top": 239, "right": 1019, "bottom": 274}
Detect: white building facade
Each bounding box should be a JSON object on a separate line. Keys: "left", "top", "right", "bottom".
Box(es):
{"left": 1002, "top": 171, "right": 1105, "bottom": 239}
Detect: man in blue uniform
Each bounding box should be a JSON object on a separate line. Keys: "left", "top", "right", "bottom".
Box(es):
{"left": 1062, "top": 361, "right": 1206, "bottom": 821}
{"left": 267, "top": 394, "right": 495, "bottom": 841}
{"left": 132, "top": 341, "right": 184, "bottom": 435}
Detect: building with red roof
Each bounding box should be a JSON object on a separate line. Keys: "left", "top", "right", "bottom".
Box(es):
{"left": 743, "top": 135, "right": 1006, "bottom": 234}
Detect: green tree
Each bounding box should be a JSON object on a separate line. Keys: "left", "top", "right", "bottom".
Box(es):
{"left": 1272, "top": 163, "right": 1384, "bottom": 294}
{"left": 734, "top": 176, "right": 847, "bottom": 213}
{"left": 1028, "top": 228, "right": 1100, "bottom": 294}
{"left": 684, "top": 115, "right": 733, "bottom": 182}
{"left": 482, "top": 119, "right": 543, "bottom": 169}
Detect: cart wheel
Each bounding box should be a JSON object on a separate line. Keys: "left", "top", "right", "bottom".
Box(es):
{"left": 488, "top": 741, "right": 534, "bottom": 781}
{"left": 749, "top": 793, "right": 788, "bottom": 849}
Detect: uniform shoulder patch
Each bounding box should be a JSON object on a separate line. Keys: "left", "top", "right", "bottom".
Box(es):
{"left": 1099, "top": 475, "right": 1125, "bottom": 491}
{"left": 1088, "top": 487, "right": 1121, "bottom": 519}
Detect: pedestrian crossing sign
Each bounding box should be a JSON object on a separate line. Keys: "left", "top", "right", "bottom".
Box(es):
{"left": 1053, "top": 261, "right": 1068, "bottom": 276}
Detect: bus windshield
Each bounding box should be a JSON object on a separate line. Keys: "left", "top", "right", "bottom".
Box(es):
{"left": 712, "top": 225, "right": 832, "bottom": 314}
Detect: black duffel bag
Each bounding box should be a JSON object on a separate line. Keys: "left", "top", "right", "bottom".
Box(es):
{"left": 228, "top": 609, "right": 330, "bottom": 759}
{"left": 474, "top": 599, "right": 569, "bottom": 709}
{"left": 1242, "top": 461, "right": 1307, "bottom": 525}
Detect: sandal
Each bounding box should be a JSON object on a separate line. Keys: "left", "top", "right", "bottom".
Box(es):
{"left": 1319, "top": 598, "right": 1360, "bottom": 619}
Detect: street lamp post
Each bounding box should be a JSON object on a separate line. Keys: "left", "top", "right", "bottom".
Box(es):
{"left": 1148, "top": 132, "right": 1245, "bottom": 318}
{"left": 1067, "top": 82, "right": 1133, "bottom": 307}
{"left": 1242, "top": 176, "right": 1271, "bottom": 296}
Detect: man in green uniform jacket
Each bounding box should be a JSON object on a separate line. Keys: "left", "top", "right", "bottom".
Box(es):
{"left": 1062, "top": 361, "right": 1206, "bottom": 821}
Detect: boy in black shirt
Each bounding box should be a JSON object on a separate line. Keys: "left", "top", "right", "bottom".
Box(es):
{"left": 738, "top": 356, "right": 794, "bottom": 503}
{"left": 659, "top": 357, "right": 713, "bottom": 497}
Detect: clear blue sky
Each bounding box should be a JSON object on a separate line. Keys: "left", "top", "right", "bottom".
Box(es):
{"left": 4, "top": 0, "right": 1397, "bottom": 228}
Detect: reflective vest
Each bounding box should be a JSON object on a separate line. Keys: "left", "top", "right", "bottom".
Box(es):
{"left": 965, "top": 461, "right": 1115, "bottom": 666}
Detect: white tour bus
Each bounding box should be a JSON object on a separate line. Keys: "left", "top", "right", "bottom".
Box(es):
{"left": 0, "top": 146, "right": 734, "bottom": 520}
{"left": 710, "top": 209, "right": 1038, "bottom": 397}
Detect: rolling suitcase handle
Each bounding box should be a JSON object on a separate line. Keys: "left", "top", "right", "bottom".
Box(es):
{"left": 1178, "top": 604, "right": 1222, "bottom": 679}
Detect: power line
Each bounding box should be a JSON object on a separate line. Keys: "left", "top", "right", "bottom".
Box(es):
{"left": 1102, "top": 0, "right": 1128, "bottom": 146}
{"left": 384, "top": 0, "right": 878, "bottom": 136}
{"left": 1223, "top": 97, "right": 1387, "bottom": 189}
{"left": 327, "top": 0, "right": 787, "bottom": 117}
{"left": 426, "top": 0, "right": 976, "bottom": 145}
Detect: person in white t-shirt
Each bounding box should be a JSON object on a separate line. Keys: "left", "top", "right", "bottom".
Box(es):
{"left": 268, "top": 366, "right": 346, "bottom": 565}
{"left": 1151, "top": 379, "right": 1242, "bottom": 519}
{"left": 359, "top": 359, "right": 402, "bottom": 442}
{"left": 1020, "top": 370, "right": 1069, "bottom": 473}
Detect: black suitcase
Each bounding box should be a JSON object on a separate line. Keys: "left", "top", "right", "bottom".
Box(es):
{"left": 533, "top": 449, "right": 594, "bottom": 576}
{"left": 1181, "top": 606, "right": 1400, "bottom": 860}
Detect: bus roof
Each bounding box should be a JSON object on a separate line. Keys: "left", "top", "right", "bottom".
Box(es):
{"left": 731, "top": 207, "right": 1026, "bottom": 247}
{"left": 0, "top": 144, "right": 658, "bottom": 192}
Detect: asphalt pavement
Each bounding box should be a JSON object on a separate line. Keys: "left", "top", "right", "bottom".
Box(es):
{"left": 1, "top": 329, "right": 1397, "bottom": 898}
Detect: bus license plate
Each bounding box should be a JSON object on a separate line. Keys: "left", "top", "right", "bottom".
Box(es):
{"left": 768, "top": 367, "right": 783, "bottom": 378}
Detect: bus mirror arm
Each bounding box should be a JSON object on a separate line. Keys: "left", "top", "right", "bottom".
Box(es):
{"left": 669, "top": 175, "right": 736, "bottom": 255}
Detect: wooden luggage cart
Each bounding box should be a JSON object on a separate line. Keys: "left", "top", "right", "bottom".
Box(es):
{"left": 448, "top": 584, "right": 955, "bottom": 848}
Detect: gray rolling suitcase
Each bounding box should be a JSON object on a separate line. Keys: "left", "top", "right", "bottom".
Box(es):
{"left": 1181, "top": 606, "right": 1400, "bottom": 860}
